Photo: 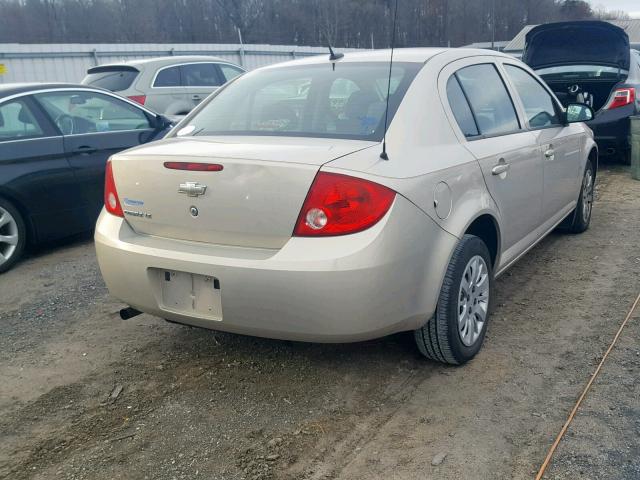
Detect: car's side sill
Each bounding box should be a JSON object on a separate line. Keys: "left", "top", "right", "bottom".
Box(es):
{"left": 494, "top": 203, "right": 576, "bottom": 279}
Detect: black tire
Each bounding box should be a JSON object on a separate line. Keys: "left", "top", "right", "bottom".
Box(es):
{"left": 414, "top": 234, "right": 493, "bottom": 365}
{"left": 566, "top": 161, "right": 595, "bottom": 234}
{"left": 620, "top": 149, "right": 631, "bottom": 166}
{"left": 0, "top": 198, "right": 26, "bottom": 273}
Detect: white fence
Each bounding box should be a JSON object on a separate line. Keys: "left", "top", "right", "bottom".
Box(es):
{"left": 0, "top": 43, "right": 362, "bottom": 84}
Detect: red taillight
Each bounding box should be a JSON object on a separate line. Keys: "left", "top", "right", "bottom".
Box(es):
{"left": 104, "top": 160, "right": 124, "bottom": 218}
{"left": 293, "top": 172, "right": 396, "bottom": 237}
{"left": 606, "top": 87, "right": 635, "bottom": 109}
{"left": 163, "top": 162, "right": 224, "bottom": 171}
{"left": 127, "top": 95, "right": 146, "bottom": 105}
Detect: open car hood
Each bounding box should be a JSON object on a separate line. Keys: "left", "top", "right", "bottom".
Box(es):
{"left": 523, "top": 21, "right": 630, "bottom": 71}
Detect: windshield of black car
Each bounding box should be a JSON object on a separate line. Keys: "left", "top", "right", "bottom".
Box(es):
{"left": 179, "top": 62, "right": 421, "bottom": 141}
{"left": 84, "top": 69, "right": 139, "bottom": 92}
{"left": 536, "top": 65, "right": 628, "bottom": 80}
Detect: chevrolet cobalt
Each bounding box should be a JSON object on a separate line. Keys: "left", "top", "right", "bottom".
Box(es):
{"left": 95, "top": 49, "right": 597, "bottom": 364}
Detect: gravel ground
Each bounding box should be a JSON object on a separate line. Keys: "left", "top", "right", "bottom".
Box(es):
{"left": 0, "top": 164, "right": 638, "bottom": 480}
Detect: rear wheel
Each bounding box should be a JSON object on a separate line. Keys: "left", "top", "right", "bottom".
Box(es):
{"left": 567, "top": 161, "right": 594, "bottom": 234}
{"left": 414, "top": 235, "right": 493, "bottom": 365}
{"left": 0, "top": 199, "right": 26, "bottom": 273}
{"left": 620, "top": 149, "right": 631, "bottom": 166}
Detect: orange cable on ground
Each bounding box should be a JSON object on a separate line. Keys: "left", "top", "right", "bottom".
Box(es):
{"left": 535, "top": 291, "right": 640, "bottom": 480}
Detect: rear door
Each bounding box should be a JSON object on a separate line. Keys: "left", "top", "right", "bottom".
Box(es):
{"left": 180, "top": 63, "right": 225, "bottom": 109}
{"left": 0, "top": 96, "right": 86, "bottom": 241}
{"left": 33, "top": 89, "right": 156, "bottom": 221}
{"left": 148, "top": 65, "right": 186, "bottom": 115}
{"left": 442, "top": 60, "right": 543, "bottom": 266}
{"left": 501, "top": 63, "right": 582, "bottom": 223}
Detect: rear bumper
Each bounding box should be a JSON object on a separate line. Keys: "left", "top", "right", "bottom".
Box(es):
{"left": 588, "top": 105, "right": 634, "bottom": 157}
{"left": 95, "top": 196, "right": 457, "bottom": 342}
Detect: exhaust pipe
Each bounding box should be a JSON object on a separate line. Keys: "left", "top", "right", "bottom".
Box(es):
{"left": 119, "top": 307, "right": 142, "bottom": 320}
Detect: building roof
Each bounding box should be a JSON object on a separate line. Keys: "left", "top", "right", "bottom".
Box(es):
{"left": 504, "top": 19, "right": 640, "bottom": 52}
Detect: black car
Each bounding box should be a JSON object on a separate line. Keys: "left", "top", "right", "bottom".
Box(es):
{"left": 0, "top": 83, "right": 172, "bottom": 272}
{"left": 523, "top": 21, "right": 640, "bottom": 164}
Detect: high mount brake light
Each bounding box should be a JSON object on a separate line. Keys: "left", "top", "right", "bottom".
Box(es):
{"left": 163, "top": 162, "right": 224, "bottom": 172}
{"left": 293, "top": 172, "right": 396, "bottom": 237}
{"left": 104, "top": 160, "right": 124, "bottom": 218}
{"left": 606, "top": 87, "right": 635, "bottom": 110}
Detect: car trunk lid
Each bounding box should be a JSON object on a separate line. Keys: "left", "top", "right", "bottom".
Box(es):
{"left": 110, "top": 136, "right": 376, "bottom": 249}
{"left": 523, "top": 21, "right": 630, "bottom": 71}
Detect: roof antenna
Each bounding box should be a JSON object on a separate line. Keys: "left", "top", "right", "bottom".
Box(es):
{"left": 327, "top": 39, "right": 344, "bottom": 71}
{"left": 328, "top": 44, "right": 344, "bottom": 62}
{"left": 380, "top": 0, "right": 399, "bottom": 161}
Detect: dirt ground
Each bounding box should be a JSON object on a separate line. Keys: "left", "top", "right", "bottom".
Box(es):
{"left": 1, "top": 164, "right": 639, "bottom": 480}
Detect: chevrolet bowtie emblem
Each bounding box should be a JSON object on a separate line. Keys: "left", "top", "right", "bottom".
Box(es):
{"left": 178, "top": 181, "right": 207, "bottom": 197}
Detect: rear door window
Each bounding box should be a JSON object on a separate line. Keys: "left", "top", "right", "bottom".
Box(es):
{"left": 219, "top": 64, "right": 244, "bottom": 82}
{"left": 181, "top": 63, "right": 224, "bottom": 87}
{"left": 446, "top": 76, "right": 479, "bottom": 138}
{"left": 504, "top": 65, "right": 560, "bottom": 128}
{"left": 0, "top": 99, "right": 45, "bottom": 141}
{"left": 84, "top": 68, "right": 139, "bottom": 92}
{"left": 455, "top": 64, "right": 520, "bottom": 136}
{"left": 154, "top": 66, "right": 181, "bottom": 87}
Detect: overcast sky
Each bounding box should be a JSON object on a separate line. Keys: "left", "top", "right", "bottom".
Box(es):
{"left": 591, "top": 0, "right": 640, "bottom": 18}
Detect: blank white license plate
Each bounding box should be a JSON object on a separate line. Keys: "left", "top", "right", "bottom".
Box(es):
{"left": 155, "top": 269, "right": 222, "bottom": 320}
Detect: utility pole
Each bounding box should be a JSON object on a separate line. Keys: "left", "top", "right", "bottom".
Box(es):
{"left": 237, "top": 28, "right": 245, "bottom": 68}
{"left": 491, "top": 0, "right": 496, "bottom": 50}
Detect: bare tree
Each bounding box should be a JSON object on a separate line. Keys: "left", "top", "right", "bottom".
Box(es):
{"left": 0, "top": 0, "right": 631, "bottom": 47}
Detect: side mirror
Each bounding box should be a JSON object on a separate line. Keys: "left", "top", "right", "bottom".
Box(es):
{"left": 154, "top": 114, "right": 173, "bottom": 130}
{"left": 565, "top": 103, "right": 594, "bottom": 123}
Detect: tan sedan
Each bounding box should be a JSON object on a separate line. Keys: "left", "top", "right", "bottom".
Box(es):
{"left": 95, "top": 48, "right": 597, "bottom": 364}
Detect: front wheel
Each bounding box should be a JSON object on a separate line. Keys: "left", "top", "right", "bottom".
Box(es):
{"left": 414, "top": 234, "right": 493, "bottom": 365}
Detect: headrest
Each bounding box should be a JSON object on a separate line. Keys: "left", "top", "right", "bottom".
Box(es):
{"left": 18, "top": 106, "right": 33, "bottom": 124}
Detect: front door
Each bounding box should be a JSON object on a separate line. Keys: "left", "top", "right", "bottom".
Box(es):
{"left": 33, "top": 90, "right": 155, "bottom": 222}
{"left": 0, "top": 96, "right": 85, "bottom": 241}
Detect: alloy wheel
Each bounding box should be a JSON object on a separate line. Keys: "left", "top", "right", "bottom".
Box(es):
{"left": 582, "top": 167, "right": 594, "bottom": 224}
{"left": 457, "top": 255, "right": 490, "bottom": 347}
{"left": 0, "top": 206, "right": 19, "bottom": 268}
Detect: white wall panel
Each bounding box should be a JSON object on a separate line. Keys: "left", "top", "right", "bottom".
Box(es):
{"left": 0, "top": 43, "right": 362, "bottom": 84}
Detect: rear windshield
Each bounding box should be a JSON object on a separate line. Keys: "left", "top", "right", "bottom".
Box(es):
{"left": 179, "top": 62, "right": 422, "bottom": 141}
{"left": 84, "top": 69, "right": 139, "bottom": 92}
{"left": 536, "top": 65, "right": 627, "bottom": 80}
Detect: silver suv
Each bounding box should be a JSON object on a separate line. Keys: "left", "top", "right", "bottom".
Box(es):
{"left": 82, "top": 56, "right": 245, "bottom": 116}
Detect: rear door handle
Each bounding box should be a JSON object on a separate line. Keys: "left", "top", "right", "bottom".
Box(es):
{"left": 191, "top": 95, "right": 202, "bottom": 101}
{"left": 72, "top": 146, "right": 97, "bottom": 155}
{"left": 491, "top": 162, "right": 511, "bottom": 175}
